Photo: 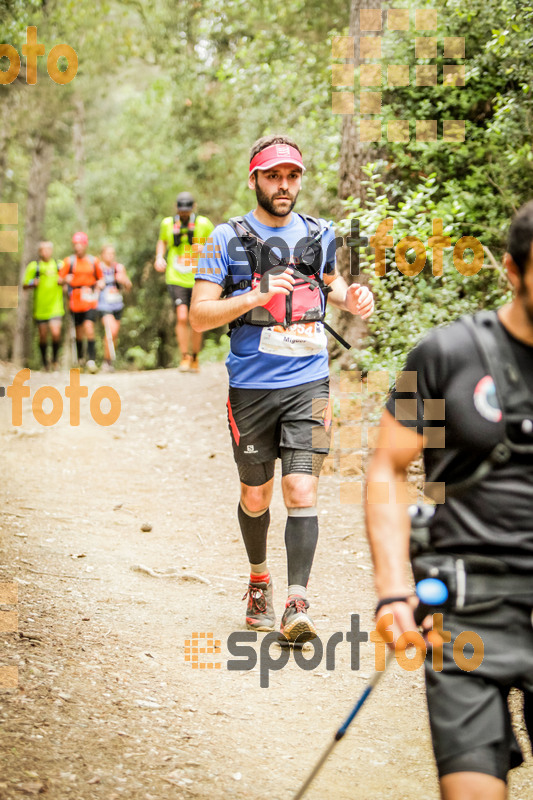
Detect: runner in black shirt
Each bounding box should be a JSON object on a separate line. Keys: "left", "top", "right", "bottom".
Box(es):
{"left": 366, "top": 201, "right": 533, "bottom": 800}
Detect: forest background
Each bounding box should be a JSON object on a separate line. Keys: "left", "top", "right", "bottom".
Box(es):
{"left": 0, "top": 0, "right": 531, "bottom": 373}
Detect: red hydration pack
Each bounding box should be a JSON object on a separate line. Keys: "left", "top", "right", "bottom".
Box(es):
{"left": 224, "top": 214, "right": 330, "bottom": 330}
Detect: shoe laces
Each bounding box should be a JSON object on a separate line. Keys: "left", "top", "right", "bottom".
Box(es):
{"left": 287, "top": 597, "right": 307, "bottom": 614}
{"left": 242, "top": 583, "right": 267, "bottom": 613}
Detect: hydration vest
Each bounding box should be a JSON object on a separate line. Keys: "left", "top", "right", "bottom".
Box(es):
{"left": 34, "top": 259, "right": 60, "bottom": 280}
{"left": 223, "top": 214, "right": 331, "bottom": 332}
{"left": 68, "top": 254, "right": 98, "bottom": 283}
{"left": 428, "top": 310, "right": 533, "bottom": 497}
{"left": 66, "top": 254, "right": 99, "bottom": 312}
{"left": 173, "top": 213, "right": 196, "bottom": 247}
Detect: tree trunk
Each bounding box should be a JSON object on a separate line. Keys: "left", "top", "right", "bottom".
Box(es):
{"left": 330, "top": 0, "right": 383, "bottom": 362}
{"left": 12, "top": 136, "right": 54, "bottom": 365}
{"left": 73, "top": 96, "right": 87, "bottom": 230}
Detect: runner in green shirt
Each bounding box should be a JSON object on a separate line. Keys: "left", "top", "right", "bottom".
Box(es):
{"left": 23, "top": 241, "right": 65, "bottom": 370}
{"left": 154, "top": 191, "right": 214, "bottom": 372}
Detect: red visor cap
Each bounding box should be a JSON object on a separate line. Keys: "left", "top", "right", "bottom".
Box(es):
{"left": 249, "top": 144, "right": 306, "bottom": 175}
{"left": 72, "top": 231, "right": 89, "bottom": 245}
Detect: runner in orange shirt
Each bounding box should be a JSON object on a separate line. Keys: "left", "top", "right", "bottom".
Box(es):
{"left": 59, "top": 232, "right": 104, "bottom": 373}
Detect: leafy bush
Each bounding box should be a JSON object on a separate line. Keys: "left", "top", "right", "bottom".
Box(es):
{"left": 337, "top": 163, "right": 512, "bottom": 374}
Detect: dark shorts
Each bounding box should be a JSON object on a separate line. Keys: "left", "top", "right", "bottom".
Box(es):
{"left": 425, "top": 599, "right": 533, "bottom": 782}
{"left": 34, "top": 316, "right": 63, "bottom": 325}
{"left": 99, "top": 309, "right": 123, "bottom": 321}
{"left": 227, "top": 378, "right": 331, "bottom": 484}
{"left": 167, "top": 284, "right": 192, "bottom": 308}
{"left": 73, "top": 309, "right": 97, "bottom": 326}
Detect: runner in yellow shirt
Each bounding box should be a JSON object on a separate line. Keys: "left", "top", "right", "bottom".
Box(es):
{"left": 23, "top": 241, "right": 65, "bottom": 370}
{"left": 155, "top": 191, "right": 214, "bottom": 372}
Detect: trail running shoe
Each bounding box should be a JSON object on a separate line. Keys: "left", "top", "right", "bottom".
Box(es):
{"left": 242, "top": 575, "right": 275, "bottom": 631}
{"left": 179, "top": 354, "right": 192, "bottom": 372}
{"left": 86, "top": 359, "right": 98, "bottom": 374}
{"left": 189, "top": 356, "right": 200, "bottom": 373}
{"left": 279, "top": 596, "right": 317, "bottom": 644}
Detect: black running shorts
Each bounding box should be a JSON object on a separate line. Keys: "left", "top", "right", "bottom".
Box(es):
{"left": 167, "top": 284, "right": 192, "bottom": 309}
{"left": 425, "top": 599, "right": 533, "bottom": 782}
{"left": 226, "top": 377, "right": 331, "bottom": 480}
{"left": 73, "top": 309, "right": 97, "bottom": 326}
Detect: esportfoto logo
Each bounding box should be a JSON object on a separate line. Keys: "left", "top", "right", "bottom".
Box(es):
{"left": 185, "top": 614, "right": 484, "bottom": 688}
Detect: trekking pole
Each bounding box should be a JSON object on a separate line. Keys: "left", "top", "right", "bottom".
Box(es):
{"left": 292, "top": 578, "right": 449, "bottom": 800}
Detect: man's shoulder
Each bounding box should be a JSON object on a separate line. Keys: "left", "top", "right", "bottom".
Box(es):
{"left": 212, "top": 220, "right": 240, "bottom": 238}
{"left": 412, "top": 315, "right": 480, "bottom": 363}
{"left": 196, "top": 214, "right": 214, "bottom": 226}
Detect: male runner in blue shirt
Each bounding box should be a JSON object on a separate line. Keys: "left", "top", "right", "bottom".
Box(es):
{"left": 190, "top": 134, "right": 374, "bottom": 643}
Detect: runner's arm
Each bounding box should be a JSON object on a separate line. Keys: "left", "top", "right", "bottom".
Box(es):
{"left": 115, "top": 264, "right": 132, "bottom": 290}
{"left": 323, "top": 272, "right": 374, "bottom": 319}
{"left": 22, "top": 262, "right": 38, "bottom": 288}
{"left": 155, "top": 238, "right": 167, "bottom": 272}
{"left": 95, "top": 259, "right": 105, "bottom": 290}
{"left": 190, "top": 270, "right": 295, "bottom": 333}
{"left": 365, "top": 409, "right": 423, "bottom": 644}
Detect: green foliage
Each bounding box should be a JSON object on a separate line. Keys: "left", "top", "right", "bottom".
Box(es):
{"left": 338, "top": 164, "right": 512, "bottom": 374}
{"left": 2, "top": 0, "right": 530, "bottom": 371}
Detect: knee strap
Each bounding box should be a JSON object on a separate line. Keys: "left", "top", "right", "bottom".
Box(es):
{"left": 240, "top": 500, "right": 269, "bottom": 518}
{"left": 287, "top": 506, "right": 317, "bottom": 517}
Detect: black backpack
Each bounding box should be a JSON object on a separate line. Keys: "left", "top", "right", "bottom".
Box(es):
{"left": 429, "top": 310, "right": 533, "bottom": 497}
{"left": 222, "top": 214, "right": 350, "bottom": 347}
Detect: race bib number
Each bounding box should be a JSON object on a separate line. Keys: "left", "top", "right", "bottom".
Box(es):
{"left": 80, "top": 286, "right": 99, "bottom": 304}
{"left": 102, "top": 286, "right": 123, "bottom": 305}
{"left": 174, "top": 255, "right": 191, "bottom": 274}
{"left": 258, "top": 321, "right": 327, "bottom": 357}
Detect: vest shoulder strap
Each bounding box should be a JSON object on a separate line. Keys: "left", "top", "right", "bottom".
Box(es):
{"left": 298, "top": 213, "right": 321, "bottom": 236}
{"left": 428, "top": 311, "right": 533, "bottom": 497}
{"left": 69, "top": 254, "right": 98, "bottom": 281}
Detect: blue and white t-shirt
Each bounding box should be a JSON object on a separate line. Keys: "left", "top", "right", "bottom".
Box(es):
{"left": 195, "top": 211, "right": 337, "bottom": 389}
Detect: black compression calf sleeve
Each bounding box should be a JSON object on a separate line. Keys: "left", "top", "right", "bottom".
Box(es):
{"left": 52, "top": 340, "right": 60, "bottom": 363}
{"left": 237, "top": 502, "right": 270, "bottom": 566}
{"left": 285, "top": 511, "right": 319, "bottom": 588}
{"left": 87, "top": 339, "right": 96, "bottom": 360}
{"left": 76, "top": 339, "right": 84, "bottom": 360}
{"left": 39, "top": 343, "right": 48, "bottom": 367}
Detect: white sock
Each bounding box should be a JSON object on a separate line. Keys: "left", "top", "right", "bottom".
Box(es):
{"left": 250, "top": 561, "right": 268, "bottom": 577}
{"left": 287, "top": 584, "right": 307, "bottom": 600}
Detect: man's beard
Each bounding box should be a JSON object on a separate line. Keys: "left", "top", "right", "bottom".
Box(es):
{"left": 255, "top": 179, "right": 298, "bottom": 217}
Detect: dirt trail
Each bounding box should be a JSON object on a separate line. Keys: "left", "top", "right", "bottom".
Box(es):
{"left": 0, "top": 363, "right": 531, "bottom": 800}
